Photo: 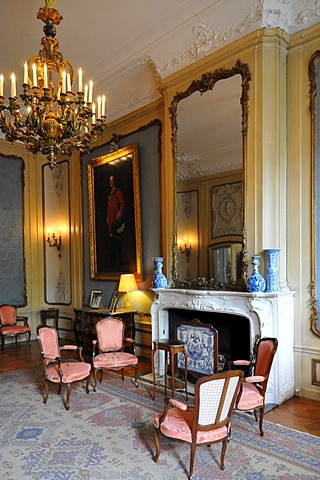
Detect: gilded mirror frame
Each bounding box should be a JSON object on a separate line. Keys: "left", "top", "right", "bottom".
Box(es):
{"left": 308, "top": 50, "right": 320, "bottom": 337}
{"left": 170, "top": 59, "right": 251, "bottom": 290}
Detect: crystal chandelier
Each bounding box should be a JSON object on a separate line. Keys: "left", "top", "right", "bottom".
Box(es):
{"left": 0, "top": 0, "right": 107, "bottom": 167}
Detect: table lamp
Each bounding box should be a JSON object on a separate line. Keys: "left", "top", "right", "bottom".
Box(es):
{"left": 118, "top": 274, "right": 138, "bottom": 310}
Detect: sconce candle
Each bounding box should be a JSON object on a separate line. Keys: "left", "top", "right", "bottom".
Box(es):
{"left": 179, "top": 236, "right": 192, "bottom": 262}
{"left": 46, "top": 229, "right": 62, "bottom": 259}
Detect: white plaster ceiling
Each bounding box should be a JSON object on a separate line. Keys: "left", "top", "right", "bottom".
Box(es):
{"left": 0, "top": 0, "right": 318, "bottom": 175}
{"left": 0, "top": 0, "right": 318, "bottom": 121}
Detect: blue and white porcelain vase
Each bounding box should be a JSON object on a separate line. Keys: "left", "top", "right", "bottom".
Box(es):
{"left": 247, "top": 255, "right": 266, "bottom": 292}
{"left": 263, "top": 248, "right": 280, "bottom": 292}
{"left": 152, "top": 257, "right": 167, "bottom": 288}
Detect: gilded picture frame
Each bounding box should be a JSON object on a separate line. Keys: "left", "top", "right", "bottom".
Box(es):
{"left": 88, "top": 144, "right": 142, "bottom": 280}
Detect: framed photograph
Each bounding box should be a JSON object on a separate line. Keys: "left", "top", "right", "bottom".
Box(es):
{"left": 89, "top": 290, "right": 103, "bottom": 309}
{"left": 87, "top": 144, "right": 142, "bottom": 280}
{"left": 109, "top": 290, "right": 120, "bottom": 313}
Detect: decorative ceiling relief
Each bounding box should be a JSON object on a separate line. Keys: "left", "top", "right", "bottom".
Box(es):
{"left": 261, "top": 0, "right": 320, "bottom": 32}
{"left": 177, "top": 153, "right": 241, "bottom": 182}
{"left": 1, "top": 1, "right": 319, "bottom": 125}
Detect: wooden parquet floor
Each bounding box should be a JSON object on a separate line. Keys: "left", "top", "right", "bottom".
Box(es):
{"left": 1, "top": 340, "right": 320, "bottom": 437}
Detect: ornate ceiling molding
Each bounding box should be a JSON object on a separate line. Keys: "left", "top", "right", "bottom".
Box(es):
{"left": 261, "top": 0, "right": 320, "bottom": 31}
{"left": 139, "top": 0, "right": 320, "bottom": 80}
{"left": 177, "top": 153, "right": 241, "bottom": 182}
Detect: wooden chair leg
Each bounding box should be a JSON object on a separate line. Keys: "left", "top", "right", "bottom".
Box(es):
{"left": 85, "top": 375, "right": 90, "bottom": 394}
{"left": 65, "top": 383, "right": 71, "bottom": 411}
{"left": 134, "top": 364, "right": 138, "bottom": 387}
{"left": 259, "top": 407, "right": 265, "bottom": 436}
{"left": 121, "top": 368, "right": 124, "bottom": 381}
{"left": 189, "top": 444, "right": 197, "bottom": 479}
{"left": 220, "top": 438, "right": 227, "bottom": 470}
{"left": 152, "top": 429, "right": 161, "bottom": 463}
{"left": 44, "top": 381, "right": 49, "bottom": 404}
{"left": 93, "top": 368, "right": 98, "bottom": 391}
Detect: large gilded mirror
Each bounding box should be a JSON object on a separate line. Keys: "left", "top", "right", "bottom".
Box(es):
{"left": 170, "top": 60, "right": 250, "bottom": 289}
{"left": 309, "top": 51, "right": 320, "bottom": 337}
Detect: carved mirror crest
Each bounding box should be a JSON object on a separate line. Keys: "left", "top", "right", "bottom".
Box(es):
{"left": 170, "top": 59, "right": 250, "bottom": 290}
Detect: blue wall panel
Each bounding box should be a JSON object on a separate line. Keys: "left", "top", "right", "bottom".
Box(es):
{"left": 0, "top": 155, "right": 26, "bottom": 306}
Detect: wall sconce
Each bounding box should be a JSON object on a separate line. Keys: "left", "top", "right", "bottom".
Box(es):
{"left": 118, "top": 274, "right": 138, "bottom": 310}
{"left": 46, "top": 228, "right": 62, "bottom": 259}
{"left": 178, "top": 236, "right": 192, "bottom": 263}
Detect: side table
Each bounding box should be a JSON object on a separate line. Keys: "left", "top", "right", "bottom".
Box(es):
{"left": 151, "top": 338, "right": 188, "bottom": 401}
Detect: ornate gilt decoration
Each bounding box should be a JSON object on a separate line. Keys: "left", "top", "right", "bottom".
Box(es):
{"left": 308, "top": 50, "right": 320, "bottom": 338}
{"left": 170, "top": 60, "right": 250, "bottom": 290}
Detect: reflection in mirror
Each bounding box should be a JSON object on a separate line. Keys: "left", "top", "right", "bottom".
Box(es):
{"left": 208, "top": 243, "right": 242, "bottom": 284}
{"left": 170, "top": 60, "right": 250, "bottom": 290}
{"left": 309, "top": 50, "right": 320, "bottom": 337}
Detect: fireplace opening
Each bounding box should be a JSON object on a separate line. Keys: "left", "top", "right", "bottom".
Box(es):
{"left": 168, "top": 308, "right": 251, "bottom": 373}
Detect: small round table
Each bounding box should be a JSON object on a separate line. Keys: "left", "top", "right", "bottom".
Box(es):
{"left": 151, "top": 338, "right": 188, "bottom": 401}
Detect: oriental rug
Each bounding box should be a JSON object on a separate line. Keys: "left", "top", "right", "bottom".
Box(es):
{"left": 0, "top": 367, "right": 320, "bottom": 480}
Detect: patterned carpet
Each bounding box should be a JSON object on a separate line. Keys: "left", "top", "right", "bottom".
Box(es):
{"left": 1, "top": 367, "right": 320, "bottom": 480}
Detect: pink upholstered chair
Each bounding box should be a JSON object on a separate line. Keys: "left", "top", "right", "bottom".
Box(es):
{"left": 92, "top": 317, "right": 138, "bottom": 391}
{"left": 153, "top": 370, "right": 243, "bottom": 479}
{"left": 37, "top": 325, "right": 91, "bottom": 411}
{"left": 0, "top": 305, "right": 31, "bottom": 348}
{"left": 235, "top": 337, "right": 278, "bottom": 436}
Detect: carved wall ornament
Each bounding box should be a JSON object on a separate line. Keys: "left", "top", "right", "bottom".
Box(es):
{"left": 51, "top": 163, "right": 64, "bottom": 198}
{"left": 181, "top": 192, "right": 193, "bottom": 219}
{"left": 211, "top": 183, "right": 243, "bottom": 239}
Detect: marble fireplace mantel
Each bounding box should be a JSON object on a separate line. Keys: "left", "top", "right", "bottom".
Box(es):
{"left": 150, "top": 288, "right": 295, "bottom": 405}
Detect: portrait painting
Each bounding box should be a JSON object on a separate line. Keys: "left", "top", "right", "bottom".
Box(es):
{"left": 87, "top": 144, "right": 142, "bottom": 280}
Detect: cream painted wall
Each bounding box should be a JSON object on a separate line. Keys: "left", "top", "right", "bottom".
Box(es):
{"left": 287, "top": 24, "right": 320, "bottom": 400}
{"left": 1, "top": 24, "right": 320, "bottom": 401}
{"left": 0, "top": 98, "right": 164, "bottom": 342}
{"left": 160, "top": 27, "right": 320, "bottom": 401}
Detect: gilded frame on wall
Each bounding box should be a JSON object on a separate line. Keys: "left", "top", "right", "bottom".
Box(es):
{"left": 88, "top": 144, "right": 142, "bottom": 281}
{"left": 309, "top": 50, "right": 320, "bottom": 338}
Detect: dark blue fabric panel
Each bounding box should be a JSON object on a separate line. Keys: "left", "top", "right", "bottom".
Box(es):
{"left": 81, "top": 120, "right": 162, "bottom": 307}
{"left": 0, "top": 155, "right": 26, "bottom": 306}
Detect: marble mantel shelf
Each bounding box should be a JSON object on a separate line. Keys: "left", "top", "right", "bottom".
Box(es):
{"left": 150, "top": 288, "right": 295, "bottom": 405}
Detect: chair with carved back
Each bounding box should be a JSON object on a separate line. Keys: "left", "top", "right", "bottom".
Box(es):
{"left": 0, "top": 305, "right": 31, "bottom": 348}
{"left": 234, "top": 337, "right": 278, "bottom": 436}
{"left": 175, "top": 318, "right": 219, "bottom": 381}
{"left": 92, "top": 317, "right": 138, "bottom": 391}
{"left": 153, "top": 369, "right": 243, "bottom": 479}
{"left": 37, "top": 325, "right": 91, "bottom": 411}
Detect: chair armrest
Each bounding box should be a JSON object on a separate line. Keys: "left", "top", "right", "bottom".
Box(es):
{"left": 169, "top": 398, "right": 194, "bottom": 411}
{"left": 61, "top": 345, "right": 78, "bottom": 351}
{"left": 61, "top": 344, "right": 84, "bottom": 362}
{"left": 43, "top": 354, "right": 61, "bottom": 362}
{"left": 16, "top": 315, "right": 29, "bottom": 326}
{"left": 233, "top": 360, "right": 251, "bottom": 366}
{"left": 245, "top": 375, "right": 265, "bottom": 383}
